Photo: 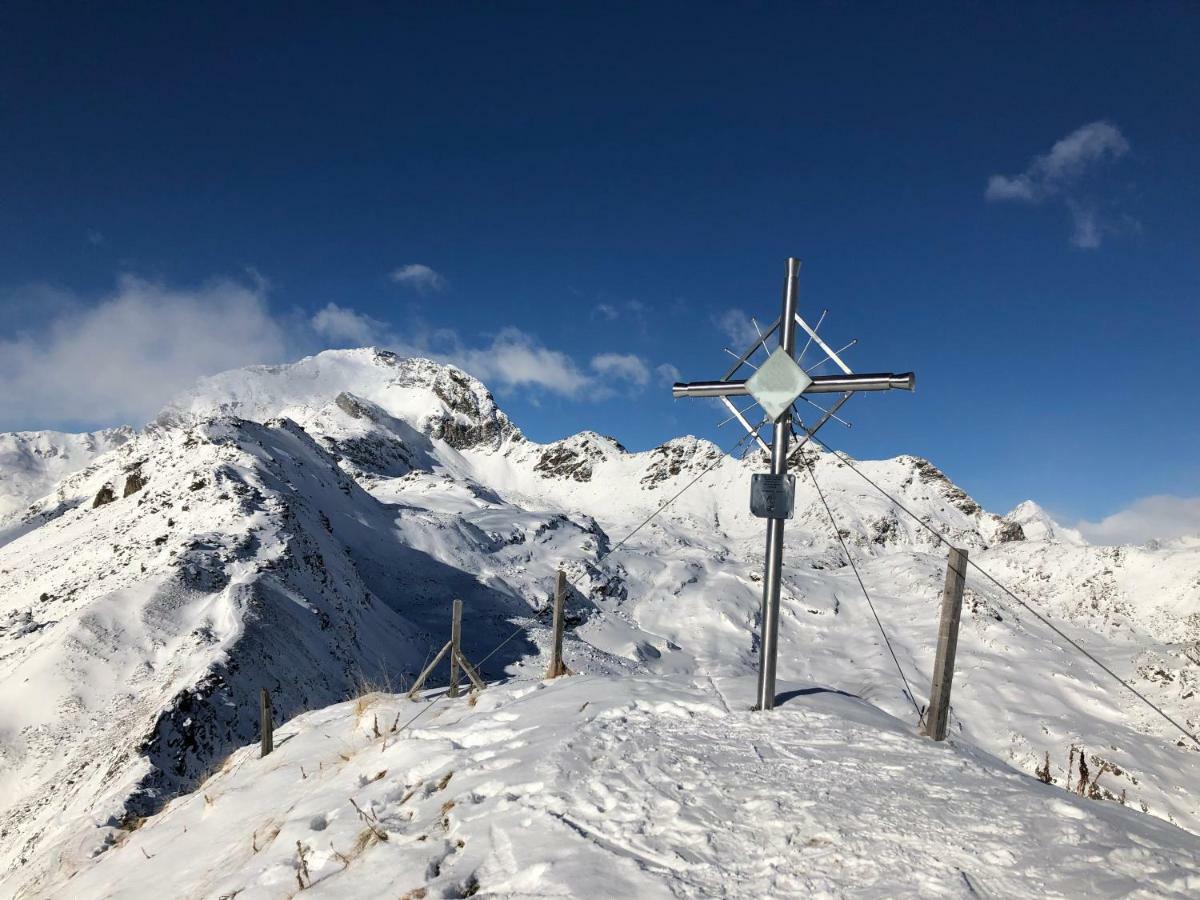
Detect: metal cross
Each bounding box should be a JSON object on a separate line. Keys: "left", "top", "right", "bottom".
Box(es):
{"left": 672, "top": 257, "right": 915, "bottom": 711}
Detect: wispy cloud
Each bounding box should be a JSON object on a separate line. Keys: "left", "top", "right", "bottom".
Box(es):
{"left": 389, "top": 263, "right": 446, "bottom": 293}
{"left": 308, "top": 302, "right": 653, "bottom": 400}
{"left": 0, "top": 272, "right": 662, "bottom": 430}
{"left": 986, "top": 121, "right": 1133, "bottom": 248}
{"left": 456, "top": 328, "right": 593, "bottom": 396}
{"left": 714, "top": 308, "right": 765, "bottom": 350}
{"left": 591, "top": 353, "right": 650, "bottom": 387}
{"left": 0, "top": 275, "right": 288, "bottom": 428}
{"left": 655, "top": 362, "right": 682, "bottom": 385}
{"left": 311, "top": 303, "right": 389, "bottom": 346}
{"left": 1075, "top": 495, "right": 1200, "bottom": 546}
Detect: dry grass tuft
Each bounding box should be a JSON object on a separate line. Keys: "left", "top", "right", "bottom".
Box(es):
{"left": 352, "top": 825, "right": 382, "bottom": 855}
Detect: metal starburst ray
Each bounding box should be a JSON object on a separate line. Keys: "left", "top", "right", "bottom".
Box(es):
{"left": 715, "top": 308, "right": 857, "bottom": 453}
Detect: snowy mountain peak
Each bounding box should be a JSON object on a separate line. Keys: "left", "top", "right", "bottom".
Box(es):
{"left": 639, "top": 435, "right": 725, "bottom": 487}
{"left": 1008, "top": 499, "right": 1088, "bottom": 544}
{"left": 156, "top": 348, "right": 522, "bottom": 452}
{"left": 532, "top": 432, "right": 627, "bottom": 482}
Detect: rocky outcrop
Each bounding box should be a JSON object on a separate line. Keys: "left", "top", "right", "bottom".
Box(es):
{"left": 534, "top": 433, "right": 624, "bottom": 482}
{"left": 122, "top": 469, "right": 147, "bottom": 497}
{"left": 907, "top": 457, "right": 981, "bottom": 516}
{"left": 429, "top": 366, "right": 520, "bottom": 450}
{"left": 995, "top": 520, "right": 1026, "bottom": 543}
{"left": 640, "top": 437, "right": 722, "bottom": 487}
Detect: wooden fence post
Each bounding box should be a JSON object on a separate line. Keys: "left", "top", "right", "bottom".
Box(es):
{"left": 407, "top": 638, "right": 453, "bottom": 699}
{"left": 448, "top": 599, "right": 463, "bottom": 698}
{"left": 260, "top": 687, "right": 274, "bottom": 757}
{"left": 406, "top": 598, "right": 485, "bottom": 700}
{"left": 922, "top": 546, "right": 968, "bottom": 741}
{"left": 547, "top": 569, "right": 567, "bottom": 679}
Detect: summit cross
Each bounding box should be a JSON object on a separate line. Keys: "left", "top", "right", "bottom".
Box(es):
{"left": 672, "top": 257, "right": 915, "bottom": 711}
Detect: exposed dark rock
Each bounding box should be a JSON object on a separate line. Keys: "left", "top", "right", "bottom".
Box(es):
{"left": 123, "top": 470, "right": 148, "bottom": 498}
{"left": 601, "top": 435, "right": 628, "bottom": 453}
{"left": 334, "top": 392, "right": 373, "bottom": 419}
{"left": 535, "top": 446, "right": 596, "bottom": 482}
{"left": 429, "top": 368, "right": 515, "bottom": 450}
{"left": 870, "top": 514, "right": 899, "bottom": 546}
{"left": 785, "top": 444, "right": 821, "bottom": 469}
{"left": 910, "top": 457, "right": 981, "bottom": 516}
{"left": 995, "top": 520, "right": 1026, "bottom": 543}
{"left": 92, "top": 484, "right": 116, "bottom": 508}
{"left": 641, "top": 440, "right": 721, "bottom": 487}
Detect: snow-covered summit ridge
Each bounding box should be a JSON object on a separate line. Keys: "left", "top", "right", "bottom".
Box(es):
{"left": 1009, "top": 499, "right": 1088, "bottom": 545}
{"left": 157, "top": 348, "right": 522, "bottom": 452}
{"left": 51, "top": 675, "right": 1200, "bottom": 899}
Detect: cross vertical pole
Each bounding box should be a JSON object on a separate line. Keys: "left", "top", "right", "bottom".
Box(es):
{"left": 756, "top": 257, "right": 801, "bottom": 711}
{"left": 448, "top": 599, "right": 462, "bottom": 699}
{"left": 547, "top": 569, "right": 567, "bottom": 678}
{"left": 922, "top": 546, "right": 968, "bottom": 741}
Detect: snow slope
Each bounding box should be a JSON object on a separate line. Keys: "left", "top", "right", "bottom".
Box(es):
{"left": 50, "top": 675, "right": 1200, "bottom": 898}
{"left": 1, "top": 348, "right": 1198, "bottom": 896}
{"left": 0, "top": 427, "right": 133, "bottom": 519}
{"left": 1008, "top": 499, "right": 1088, "bottom": 545}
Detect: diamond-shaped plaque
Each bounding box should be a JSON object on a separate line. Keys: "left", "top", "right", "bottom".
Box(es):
{"left": 745, "top": 347, "right": 811, "bottom": 420}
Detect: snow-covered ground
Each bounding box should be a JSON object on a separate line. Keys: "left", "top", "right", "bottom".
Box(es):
{"left": 48, "top": 676, "right": 1200, "bottom": 898}
{"left": 0, "top": 427, "right": 133, "bottom": 519}
{"left": 1, "top": 348, "right": 1198, "bottom": 897}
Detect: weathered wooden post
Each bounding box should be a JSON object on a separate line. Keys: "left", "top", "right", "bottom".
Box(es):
{"left": 406, "top": 599, "right": 487, "bottom": 700}
{"left": 448, "top": 599, "right": 463, "bottom": 699}
{"left": 547, "top": 569, "right": 567, "bottom": 679}
{"left": 922, "top": 546, "right": 968, "bottom": 741}
{"left": 260, "top": 687, "right": 274, "bottom": 757}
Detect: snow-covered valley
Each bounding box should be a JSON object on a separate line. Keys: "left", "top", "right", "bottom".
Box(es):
{"left": 1, "top": 348, "right": 1198, "bottom": 897}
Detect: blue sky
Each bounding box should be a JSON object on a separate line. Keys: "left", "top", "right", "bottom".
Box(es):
{"left": 1, "top": 2, "right": 1197, "bottom": 534}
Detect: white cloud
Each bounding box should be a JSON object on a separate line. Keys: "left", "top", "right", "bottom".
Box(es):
{"left": 1075, "top": 495, "right": 1200, "bottom": 546}
{"left": 389, "top": 264, "right": 446, "bottom": 293}
{"left": 452, "top": 328, "right": 592, "bottom": 396}
{"left": 594, "top": 303, "right": 619, "bottom": 321}
{"left": 0, "top": 275, "right": 287, "bottom": 428}
{"left": 0, "top": 278, "right": 653, "bottom": 429}
{"left": 714, "top": 308, "right": 765, "bottom": 350}
{"left": 311, "top": 303, "right": 391, "bottom": 346}
{"left": 986, "top": 121, "right": 1132, "bottom": 247}
{"left": 591, "top": 353, "right": 650, "bottom": 387}
{"left": 656, "top": 362, "right": 682, "bottom": 384}
{"left": 384, "top": 326, "right": 652, "bottom": 400}
{"left": 986, "top": 121, "right": 1129, "bottom": 204}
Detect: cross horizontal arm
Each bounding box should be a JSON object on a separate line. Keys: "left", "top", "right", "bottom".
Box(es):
{"left": 673, "top": 372, "right": 915, "bottom": 399}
